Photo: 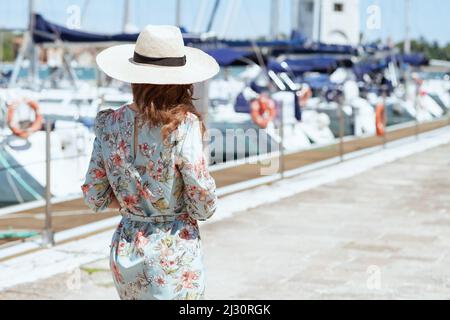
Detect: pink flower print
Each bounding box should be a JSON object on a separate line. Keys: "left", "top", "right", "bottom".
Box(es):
{"left": 118, "top": 140, "right": 128, "bottom": 154}
{"left": 123, "top": 194, "right": 139, "bottom": 208}
{"left": 139, "top": 143, "right": 155, "bottom": 158}
{"left": 135, "top": 231, "right": 149, "bottom": 249}
{"left": 186, "top": 185, "right": 197, "bottom": 198}
{"left": 111, "top": 152, "right": 123, "bottom": 167}
{"left": 179, "top": 228, "right": 191, "bottom": 240}
{"left": 81, "top": 183, "right": 92, "bottom": 194}
{"left": 182, "top": 271, "right": 199, "bottom": 289}
{"left": 176, "top": 213, "right": 190, "bottom": 222}
{"left": 136, "top": 181, "right": 152, "bottom": 200}
{"left": 159, "top": 258, "right": 168, "bottom": 267}
{"left": 91, "top": 168, "right": 106, "bottom": 179}
{"left": 155, "top": 276, "right": 166, "bottom": 287}
{"left": 139, "top": 187, "right": 151, "bottom": 200}
{"left": 117, "top": 242, "right": 128, "bottom": 256}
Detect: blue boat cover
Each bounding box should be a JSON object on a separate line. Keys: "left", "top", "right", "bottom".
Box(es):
{"left": 303, "top": 73, "right": 335, "bottom": 90}
{"left": 205, "top": 48, "right": 257, "bottom": 66}
{"left": 294, "top": 42, "right": 358, "bottom": 55}
{"left": 33, "top": 14, "right": 195, "bottom": 44}
{"left": 268, "top": 56, "right": 341, "bottom": 74}
{"left": 393, "top": 53, "right": 429, "bottom": 66}
{"left": 354, "top": 52, "right": 428, "bottom": 79}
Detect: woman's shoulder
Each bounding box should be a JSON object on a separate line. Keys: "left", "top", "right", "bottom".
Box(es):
{"left": 95, "top": 108, "right": 114, "bottom": 122}
{"left": 94, "top": 105, "right": 130, "bottom": 136}
{"left": 176, "top": 112, "right": 201, "bottom": 136}
{"left": 172, "top": 112, "right": 203, "bottom": 149}
{"left": 184, "top": 111, "right": 199, "bottom": 122}
{"left": 94, "top": 109, "right": 113, "bottom": 135}
{"left": 180, "top": 112, "right": 200, "bottom": 129}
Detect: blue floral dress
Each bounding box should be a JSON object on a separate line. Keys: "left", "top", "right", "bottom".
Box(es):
{"left": 81, "top": 105, "right": 217, "bottom": 300}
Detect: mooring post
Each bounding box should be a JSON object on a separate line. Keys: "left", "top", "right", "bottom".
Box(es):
{"left": 43, "top": 119, "right": 54, "bottom": 247}
{"left": 279, "top": 98, "right": 285, "bottom": 179}
{"left": 337, "top": 89, "right": 345, "bottom": 162}
{"left": 382, "top": 86, "right": 387, "bottom": 149}
{"left": 413, "top": 79, "right": 420, "bottom": 140}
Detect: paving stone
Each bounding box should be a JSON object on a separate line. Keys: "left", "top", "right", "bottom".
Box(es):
{"left": 0, "top": 143, "right": 449, "bottom": 299}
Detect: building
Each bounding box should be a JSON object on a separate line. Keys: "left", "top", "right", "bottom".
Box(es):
{"left": 292, "top": 0, "right": 360, "bottom": 45}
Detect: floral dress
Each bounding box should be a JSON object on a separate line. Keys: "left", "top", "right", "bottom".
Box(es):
{"left": 81, "top": 105, "right": 217, "bottom": 300}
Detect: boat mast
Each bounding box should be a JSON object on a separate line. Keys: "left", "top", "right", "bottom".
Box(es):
{"left": 194, "top": 0, "right": 209, "bottom": 33}
{"left": 404, "top": 0, "right": 411, "bottom": 54}
{"left": 122, "top": 0, "right": 132, "bottom": 33}
{"left": 175, "top": 0, "right": 181, "bottom": 27}
{"left": 220, "top": 0, "right": 240, "bottom": 38}
{"left": 206, "top": 0, "right": 221, "bottom": 32}
{"left": 291, "top": 0, "right": 299, "bottom": 34}
{"left": 29, "top": 0, "right": 37, "bottom": 86}
{"left": 270, "top": 0, "right": 280, "bottom": 39}
{"left": 312, "top": 0, "right": 322, "bottom": 42}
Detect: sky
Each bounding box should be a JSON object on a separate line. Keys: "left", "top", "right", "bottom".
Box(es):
{"left": 0, "top": 0, "right": 449, "bottom": 45}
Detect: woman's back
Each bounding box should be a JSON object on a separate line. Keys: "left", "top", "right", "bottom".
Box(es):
{"left": 84, "top": 24, "right": 219, "bottom": 300}
{"left": 82, "top": 104, "right": 216, "bottom": 221}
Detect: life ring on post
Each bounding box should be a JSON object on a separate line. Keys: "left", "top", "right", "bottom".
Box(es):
{"left": 7, "top": 99, "right": 43, "bottom": 139}
{"left": 375, "top": 103, "right": 385, "bottom": 137}
{"left": 296, "top": 86, "right": 312, "bottom": 107}
{"left": 250, "top": 95, "right": 276, "bottom": 129}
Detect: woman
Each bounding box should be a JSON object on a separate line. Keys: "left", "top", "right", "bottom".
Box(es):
{"left": 81, "top": 25, "right": 219, "bottom": 300}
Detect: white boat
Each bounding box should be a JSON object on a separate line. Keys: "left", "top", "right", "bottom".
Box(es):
{"left": 0, "top": 86, "right": 132, "bottom": 206}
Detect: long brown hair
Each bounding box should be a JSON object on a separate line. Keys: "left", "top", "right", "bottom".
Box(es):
{"left": 131, "top": 83, "right": 205, "bottom": 141}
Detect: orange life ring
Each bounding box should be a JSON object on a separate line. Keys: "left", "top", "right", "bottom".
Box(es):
{"left": 296, "top": 86, "right": 312, "bottom": 107}
{"left": 7, "top": 99, "right": 43, "bottom": 139}
{"left": 375, "top": 103, "right": 385, "bottom": 137}
{"left": 250, "top": 95, "right": 276, "bottom": 129}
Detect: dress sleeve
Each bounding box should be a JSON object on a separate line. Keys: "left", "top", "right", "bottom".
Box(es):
{"left": 176, "top": 114, "right": 217, "bottom": 221}
{"left": 81, "top": 113, "right": 113, "bottom": 212}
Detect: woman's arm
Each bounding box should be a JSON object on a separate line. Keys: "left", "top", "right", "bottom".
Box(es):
{"left": 176, "top": 114, "right": 217, "bottom": 221}
{"left": 81, "top": 137, "right": 114, "bottom": 212}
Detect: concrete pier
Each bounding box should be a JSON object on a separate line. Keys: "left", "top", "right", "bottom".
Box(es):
{"left": 0, "top": 142, "right": 449, "bottom": 299}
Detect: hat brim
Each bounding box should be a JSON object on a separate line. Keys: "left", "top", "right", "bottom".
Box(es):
{"left": 96, "top": 44, "right": 220, "bottom": 84}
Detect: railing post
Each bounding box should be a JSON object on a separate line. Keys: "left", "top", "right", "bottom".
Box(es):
{"left": 279, "top": 98, "right": 285, "bottom": 179}
{"left": 413, "top": 79, "right": 420, "bottom": 140}
{"left": 43, "top": 119, "right": 54, "bottom": 247}
{"left": 337, "top": 90, "right": 345, "bottom": 162}
{"left": 382, "top": 87, "right": 387, "bottom": 148}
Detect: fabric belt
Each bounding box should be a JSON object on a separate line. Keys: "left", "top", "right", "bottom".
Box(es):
{"left": 119, "top": 208, "right": 177, "bottom": 223}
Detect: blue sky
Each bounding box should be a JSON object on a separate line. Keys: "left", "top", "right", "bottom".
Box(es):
{"left": 0, "top": 0, "right": 449, "bottom": 45}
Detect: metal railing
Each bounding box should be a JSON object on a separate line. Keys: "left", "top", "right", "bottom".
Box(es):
{"left": 0, "top": 83, "right": 449, "bottom": 248}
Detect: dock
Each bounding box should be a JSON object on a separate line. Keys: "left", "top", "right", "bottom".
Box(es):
{"left": 0, "top": 119, "right": 449, "bottom": 250}
{"left": 0, "top": 133, "right": 449, "bottom": 299}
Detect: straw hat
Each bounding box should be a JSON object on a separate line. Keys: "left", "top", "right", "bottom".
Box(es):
{"left": 96, "top": 25, "right": 219, "bottom": 84}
